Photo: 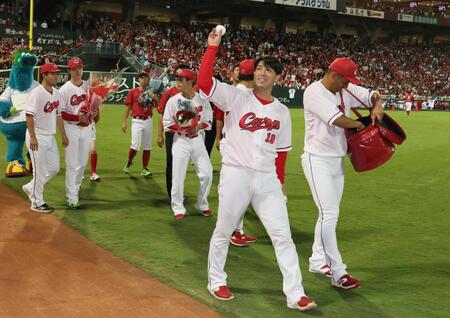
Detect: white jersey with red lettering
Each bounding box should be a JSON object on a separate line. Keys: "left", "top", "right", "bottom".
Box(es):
{"left": 202, "top": 79, "right": 309, "bottom": 307}
{"left": 25, "top": 85, "right": 63, "bottom": 135}
{"left": 23, "top": 84, "right": 64, "bottom": 209}
{"left": 201, "top": 77, "right": 292, "bottom": 173}
{"left": 59, "top": 80, "right": 90, "bottom": 120}
{"left": 59, "top": 80, "right": 93, "bottom": 206}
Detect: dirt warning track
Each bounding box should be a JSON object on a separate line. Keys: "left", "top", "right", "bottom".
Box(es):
{"left": 0, "top": 183, "right": 221, "bottom": 318}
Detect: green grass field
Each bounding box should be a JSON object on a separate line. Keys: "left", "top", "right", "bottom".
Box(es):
{"left": 1, "top": 107, "right": 449, "bottom": 317}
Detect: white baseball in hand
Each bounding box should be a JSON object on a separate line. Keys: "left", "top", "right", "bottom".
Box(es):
{"left": 215, "top": 25, "right": 226, "bottom": 35}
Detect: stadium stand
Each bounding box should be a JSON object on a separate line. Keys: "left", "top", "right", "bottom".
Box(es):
{"left": 0, "top": 1, "right": 449, "bottom": 103}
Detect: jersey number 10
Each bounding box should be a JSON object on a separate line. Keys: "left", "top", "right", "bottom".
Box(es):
{"left": 265, "top": 132, "right": 276, "bottom": 144}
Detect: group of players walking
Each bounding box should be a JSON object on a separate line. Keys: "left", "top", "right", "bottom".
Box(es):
{"left": 19, "top": 27, "right": 385, "bottom": 311}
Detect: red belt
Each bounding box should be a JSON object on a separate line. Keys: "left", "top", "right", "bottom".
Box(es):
{"left": 133, "top": 116, "right": 150, "bottom": 120}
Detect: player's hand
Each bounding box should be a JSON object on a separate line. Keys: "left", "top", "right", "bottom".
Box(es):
{"left": 121, "top": 122, "right": 127, "bottom": 133}
{"left": 157, "top": 135, "right": 165, "bottom": 148}
{"left": 185, "top": 126, "right": 199, "bottom": 139}
{"left": 215, "top": 138, "right": 221, "bottom": 151}
{"left": 62, "top": 134, "right": 69, "bottom": 148}
{"left": 29, "top": 136, "right": 38, "bottom": 151}
{"left": 356, "top": 121, "right": 365, "bottom": 131}
{"left": 208, "top": 29, "right": 223, "bottom": 46}
{"left": 79, "top": 113, "right": 89, "bottom": 124}
{"left": 371, "top": 106, "right": 384, "bottom": 125}
{"left": 10, "top": 107, "right": 18, "bottom": 116}
{"left": 90, "top": 109, "right": 99, "bottom": 120}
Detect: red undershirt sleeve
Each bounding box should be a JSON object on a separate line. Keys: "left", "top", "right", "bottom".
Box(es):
{"left": 275, "top": 151, "right": 288, "bottom": 184}
{"left": 198, "top": 45, "right": 219, "bottom": 96}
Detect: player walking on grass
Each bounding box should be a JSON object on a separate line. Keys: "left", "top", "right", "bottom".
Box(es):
{"left": 163, "top": 68, "right": 213, "bottom": 219}
{"left": 22, "top": 63, "right": 69, "bottom": 212}
{"left": 60, "top": 57, "right": 98, "bottom": 209}
{"left": 301, "top": 57, "right": 384, "bottom": 289}
{"left": 122, "top": 71, "right": 155, "bottom": 176}
{"left": 199, "top": 28, "right": 317, "bottom": 312}
{"left": 156, "top": 65, "right": 187, "bottom": 198}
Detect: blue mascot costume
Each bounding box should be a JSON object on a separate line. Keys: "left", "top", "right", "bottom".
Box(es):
{"left": 0, "top": 50, "right": 39, "bottom": 177}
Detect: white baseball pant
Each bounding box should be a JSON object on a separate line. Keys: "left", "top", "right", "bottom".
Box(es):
{"left": 301, "top": 152, "right": 347, "bottom": 280}
{"left": 405, "top": 102, "right": 412, "bottom": 112}
{"left": 171, "top": 133, "right": 212, "bottom": 215}
{"left": 207, "top": 165, "right": 306, "bottom": 307}
{"left": 24, "top": 132, "right": 60, "bottom": 207}
{"left": 131, "top": 118, "right": 152, "bottom": 151}
{"left": 64, "top": 123, "right": 91, "bottom": 204}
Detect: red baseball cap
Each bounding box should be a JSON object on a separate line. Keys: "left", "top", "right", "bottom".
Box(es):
{"left": 176, "top": 68, "right": 195, "bottom": 81}
{"left": 67, "top": 57, "right": 84, "bottom": 69}
{"left": 239, "top": 59, "right": 254, "bottom": 75}
{"left": 40, "top": 63, "right": 61, "bottom": 75}
{"left": 329, "top": 58, "right": 361, "bottom": 85}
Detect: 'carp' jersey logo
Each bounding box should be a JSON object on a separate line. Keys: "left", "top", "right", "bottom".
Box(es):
{"left": 70, "top": 94, "right": 87, "bottom": 106}
{"left": 239, "top": 112, "right": 280, "bottom": 132}
{"left": 44, "top": 100, "right": 59, "bottom": 113}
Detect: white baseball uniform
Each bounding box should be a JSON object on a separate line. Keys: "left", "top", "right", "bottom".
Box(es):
{"left": 59, "top": 80, "right": 91, "bottom": 204}
{"left": 301, "top": 81, "right": 375, "bottom": 281}
{"left": 201, "top": 78, "right": 307, "bottom": 307}
{"left": 163, "top": 92, "right": 213, "bottom": 215}
{"left": 23, "top": 85, "right": 64, "bottom": 208}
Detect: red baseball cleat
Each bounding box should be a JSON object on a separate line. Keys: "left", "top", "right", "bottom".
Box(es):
{"left": 332, "top": 274, "right": 361, "bottom": 290}
{"left": 309, "top": 264, "right": 332, "bottom": 277}
{"left": 201, "top": 209, "right": 212, "bottom": 217}
{"left": 175, "top": 213, "right": 185, "bottom": 219}
{"left": 241, "top": 233, "right": 257, "bottom": 243}
{"left": 209, "top": 285, "right": 235, "bottom": 300}
{"left": 230, "top": 231, "right": 248, "bottom": 247}
{"left": 288, "top": 296, "right": 318, "bottom": 311}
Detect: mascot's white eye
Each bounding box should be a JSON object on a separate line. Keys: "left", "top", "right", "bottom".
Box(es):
{"left": 21, "top": 52, "right": 25, "bottom": 56}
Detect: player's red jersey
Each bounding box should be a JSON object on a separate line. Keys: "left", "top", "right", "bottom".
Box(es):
{"left": 405, "top": 93, "right": 414, "bottom": 103}
{"left": 124, "top": 87, "right": 153, "bottom": 118}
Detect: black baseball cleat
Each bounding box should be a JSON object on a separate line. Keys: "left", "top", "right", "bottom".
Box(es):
{"left": 30, "top": 203, "right": 54, "bottom": 213}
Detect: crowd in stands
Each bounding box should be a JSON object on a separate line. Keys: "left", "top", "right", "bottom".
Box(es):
{"left": 77, "top": 15, "right": 450, "bottom": 98}
{"left": 1, "top": 10, "right": 449, "bottom": 100}
{"left": 347, "top": 0, "right": 450, "bottom": 18}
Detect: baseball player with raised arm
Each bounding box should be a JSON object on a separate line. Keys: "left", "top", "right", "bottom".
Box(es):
{"left": 22, "top": 63, "right": 69, "bottom": 212}
{"left": 60, "top": 57, "right": 97, "bottom": 209}
{"left": 198, "top": 28, "right": 317, "bottom": 311}
{"left": 301, "top": 57, "right": 384, "bottom": 289}
{"left": 122, "top": 71, "right": 155, "bottom": 176}
{"left": 163, "top": 68, "right": 213, "bottom": 219}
